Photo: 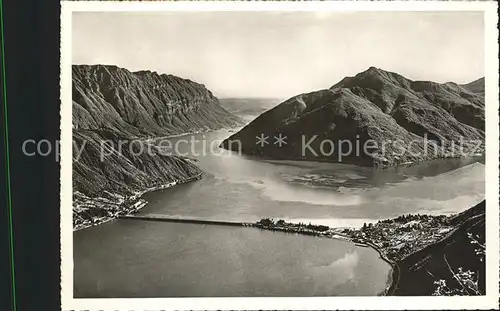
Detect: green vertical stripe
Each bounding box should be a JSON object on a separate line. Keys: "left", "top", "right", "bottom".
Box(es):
{"left": 0, "top": 0, "right": 16, "bottom": 310}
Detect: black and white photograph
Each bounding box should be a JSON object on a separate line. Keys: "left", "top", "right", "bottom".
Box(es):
{"left": 60, "top": 1, "right": 499, "bottom": 310}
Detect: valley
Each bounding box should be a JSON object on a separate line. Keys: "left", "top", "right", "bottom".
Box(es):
{"left": 72, "top": 65, "right": 486, "bottom": 298}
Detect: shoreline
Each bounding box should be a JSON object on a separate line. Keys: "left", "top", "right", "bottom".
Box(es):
{"left": 364, "top": 241, "right": 399, "bottom": 296}
{"left": 253, "top": 222, "right": 397, "bottom": 295}
{"left": 72, "top": 127, "right": 482, "bottom": 294}
{"left": 145, "top": 127, "right": 243, "bottom": 142}
{"left": 73, "top": 127, "right": 242, "bottom": 232}
{"left": 73, "top": 172, "right": 204, "bottom": 232}
{"left": 250, "top": 214, "right": 465, "bottom": 296}
{"left": 219, "top": 146, "right": 484, "bottom": 169}
{"left": 259, "top": 228, "right": 399, "bottom": 296}
{"left": 77, "top": 203, "right": 481, "bottom": 296}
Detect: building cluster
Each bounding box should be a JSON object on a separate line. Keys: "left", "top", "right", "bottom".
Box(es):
{"left": 342, "top": 213, "right": 453, "bottom": 261}
{"left": 254, "top": 218, "right": 331, "bottom": 236}
{"left": 73, "top": 191, "right": 146, "bottom": 231}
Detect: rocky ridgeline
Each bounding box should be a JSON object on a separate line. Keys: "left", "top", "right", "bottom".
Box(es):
{"left": 73, "top": 64, "right": 242, "bottom": 137}
{"left": 72, "top": 65, "right": 242, "bottom": 229}
{"left": 461, "top": 77, "right": 485, "bottom": 96}
{"left": 221, "top": 67, "right": 485, "bottom": 166}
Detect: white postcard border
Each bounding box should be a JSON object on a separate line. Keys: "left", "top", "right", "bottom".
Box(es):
{"left": 60, "top": 1, "right": 499, "bottom": 310}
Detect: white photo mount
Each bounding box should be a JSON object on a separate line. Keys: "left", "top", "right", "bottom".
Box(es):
{"left": 60, "top": 1, "right": 499, "bottom": 310}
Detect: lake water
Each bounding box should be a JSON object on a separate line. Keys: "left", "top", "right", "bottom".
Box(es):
{"left": 74, "top": 221, "right": 391, "bottom": 297}
{"left": 142, "top": 131, "right": 485, "bottom": 227}
{"left": 73, "top": 131, "right": 485, "bottom": 297}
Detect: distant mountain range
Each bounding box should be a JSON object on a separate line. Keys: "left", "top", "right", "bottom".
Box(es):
{"left": 219, "top": 98, "right": 283, "bottom": 122}
{"left": 221, "top": 67, "right": 485, "bottom": 166}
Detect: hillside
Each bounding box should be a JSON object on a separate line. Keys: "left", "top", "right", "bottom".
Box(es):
{"left": 221, "top": 67, "right": 485, "bottom": 166}
{"left": 73, "top": 64, "right": 242, "bottom": 137}
{"left": 391, "top": 200, "right": 485, "bottom": 295}
{"left": 72, "top": 65, "right": 242, "bottom": 229}
{"left": 251, "top": 200, "right": 486, "bottom": 296}
{"left": 73, "top": 129, "right": 202, "bottom": 197}
{"left": 461, "top": 77, "right": 485, "bottom": 95}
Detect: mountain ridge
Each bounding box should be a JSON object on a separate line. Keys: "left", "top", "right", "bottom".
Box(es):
{"left": 221, "top": 67, "right": 485, "bottom": 166}
{"left": 72, "top": 64, "right": 242, "bottom": 229}
{"left": 460, "top": 77, "right": 485, "bottom": 95}
{"left": 73, "top": 64, "right": 242, "bottom": 137}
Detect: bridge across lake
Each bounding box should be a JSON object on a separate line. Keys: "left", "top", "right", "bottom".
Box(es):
{"left": 118, "top": 214, "right": 254, "bottom": 227}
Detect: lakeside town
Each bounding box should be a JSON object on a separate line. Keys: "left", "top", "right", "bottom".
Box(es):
{"left": 73, "top": 174, "right": 204, "bottom": 231}
{"left": 253, "top": 213, "right": 455, "bottom": 263}
{"left": 73, "top": 191, "right": 148, "bottom": 231}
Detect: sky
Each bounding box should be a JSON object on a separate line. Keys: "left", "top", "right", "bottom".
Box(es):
{"left": 72, "top": 11, "right": 484, "bottom": 98}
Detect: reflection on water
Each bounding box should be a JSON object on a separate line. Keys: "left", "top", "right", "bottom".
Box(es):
{"left": 74, "top": 130, "right": 485, "bottom": 297}
{"left": 142, "top": 131, "right": 485, "bottom": 225}
{"left": 74, "top": 221, "right": 391, "bottom": 297}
